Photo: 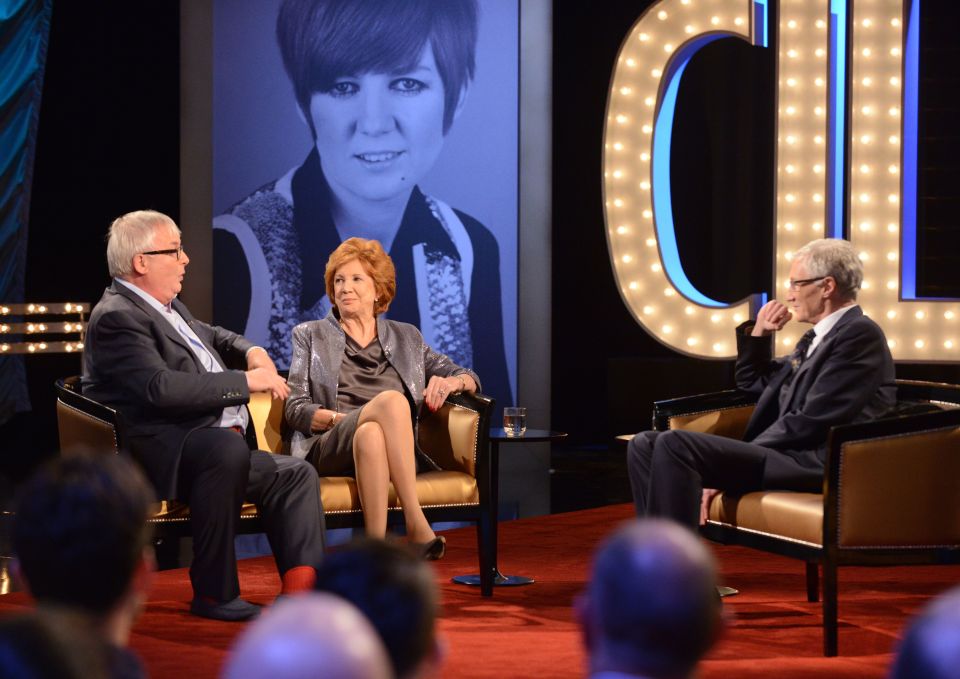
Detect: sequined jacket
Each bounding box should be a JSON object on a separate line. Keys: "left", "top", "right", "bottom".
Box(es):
{"left": 284, "top": 311, "right": 482, "bottom": 463}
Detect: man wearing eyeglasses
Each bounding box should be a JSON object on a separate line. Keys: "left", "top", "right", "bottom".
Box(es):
{"left": 626, "top": 238, "right": 896, "bottom": 531}
{"left": 83, "top": 210, "right": 325, "bottom": 621}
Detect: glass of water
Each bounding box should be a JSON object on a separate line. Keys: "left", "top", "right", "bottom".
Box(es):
{"left": 503, "top": 407, "right": 527, "bottom": 437}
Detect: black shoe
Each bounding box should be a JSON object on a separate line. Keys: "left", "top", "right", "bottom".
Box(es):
{"left": 190, "top": 596, "right": 260, "bottom": 621}
{"left": 416, "top": 536, "right": 446, "bottom": 561}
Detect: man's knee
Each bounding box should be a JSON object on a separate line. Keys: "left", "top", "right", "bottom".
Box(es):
{"left": 186, "top": 430, "right": 251, "bottom": 478}
{"left": 627, "top": 431, "right": 657, "bottom": 462}
{"left": 651, "top": 430, "right": 692, "bottom": 464}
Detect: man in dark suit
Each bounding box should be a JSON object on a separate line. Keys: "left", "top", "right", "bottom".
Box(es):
{"left": 627, "top": 238, "right": 896, "bottom": 529}
{"left": 83, "top": 209, "right": 326, "bottom": 621}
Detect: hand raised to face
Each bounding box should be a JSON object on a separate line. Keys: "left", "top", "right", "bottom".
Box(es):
{"left": 751, "top": 300, "right": 793, "bottom": 337}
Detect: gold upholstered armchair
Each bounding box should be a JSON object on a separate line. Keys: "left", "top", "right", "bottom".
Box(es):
{"left": 651, "top": 379, "right": 960, "bottom": 656}
{"left": 55, "top": 376, "right": 500, "bottom": 594}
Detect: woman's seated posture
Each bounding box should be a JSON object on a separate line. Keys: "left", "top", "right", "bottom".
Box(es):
{"left": 285, "top": 238, "right": 480, "bottom": 559}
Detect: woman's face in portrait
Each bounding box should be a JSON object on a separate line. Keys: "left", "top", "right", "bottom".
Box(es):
{"left": 309, "top": 42, "right": 449, "bottom": 203}
{"left": 333, "top": 258, "right": 379, "bottom": 319}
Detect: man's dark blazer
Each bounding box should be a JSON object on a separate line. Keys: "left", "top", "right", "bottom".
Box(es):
{"left": 83, "top": 281, "right": 255, "bottom": 499}
{"left": 734, "top": 306, "right": 896, "bottom": 470}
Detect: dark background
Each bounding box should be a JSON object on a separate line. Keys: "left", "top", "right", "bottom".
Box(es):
{"left": 3, "top": 1, "right": 959, "bottom": 501}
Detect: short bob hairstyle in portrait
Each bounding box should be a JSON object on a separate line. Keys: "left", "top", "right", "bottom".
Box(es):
{"left": 325, "top": 238, "right": 397, "bottom": 316}
{"left": 276, "top": 0, "right": 478, "bottom": 136}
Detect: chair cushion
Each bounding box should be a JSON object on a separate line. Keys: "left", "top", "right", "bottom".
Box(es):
{"left": 150, "top": 500, "right": 261, "bottom": 523}
{"left": 150, "top": 471, "right": 479, "bottom": 522}
{"left": 320, "top": 471, "right": 478, "bottom": 513}
{"left": 708, "top": 491, "right": 824, "bottom": 547}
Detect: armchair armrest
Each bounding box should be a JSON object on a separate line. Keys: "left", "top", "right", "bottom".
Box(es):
{"left": 825, "top": 406, "right": 960, "bottom": 549}
{"left": 653, "top": 389, "right": 758, "bottom": 439}
{"left": 418, "top": 392, "right": 495, "bottom": 475}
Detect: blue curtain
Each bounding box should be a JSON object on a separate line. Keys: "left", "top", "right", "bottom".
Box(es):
{"left": 0, "top": 0, "right": 52, "bottom": 424}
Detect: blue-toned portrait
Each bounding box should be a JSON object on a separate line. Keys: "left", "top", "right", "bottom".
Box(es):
{"left": 211, "top": 0, "right": 518, "bottom": 407}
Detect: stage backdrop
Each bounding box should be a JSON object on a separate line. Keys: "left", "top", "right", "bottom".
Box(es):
{"left": 209, "top": 0, "right": 518, "bottom": 409}
{"left": 0, "top": 0, "right": 51, "bottom": 424}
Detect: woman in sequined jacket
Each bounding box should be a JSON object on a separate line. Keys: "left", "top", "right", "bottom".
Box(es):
{"left": 213, "top": 0, "right": 510, "bottom": 410}
{"left": 285, "top": 238, "right": 480, "bottom": 559}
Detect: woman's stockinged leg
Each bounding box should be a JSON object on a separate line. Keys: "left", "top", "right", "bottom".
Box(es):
{"left": 357, "top": 390, "right": 435, "bottom": 543}
{"left": 352, "top": 422, "right": 390, "bottom": 537}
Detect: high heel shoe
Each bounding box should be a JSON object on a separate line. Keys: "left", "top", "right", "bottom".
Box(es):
{"left": 416, "top": 535, "right": 446, "bottom": 561}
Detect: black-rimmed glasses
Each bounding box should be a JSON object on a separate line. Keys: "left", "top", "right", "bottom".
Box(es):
{"left": 788, "top": 276, "right": 826, "bottom": 290}
{"left": 141, "top": 246, "right": 183, "bottom": 260}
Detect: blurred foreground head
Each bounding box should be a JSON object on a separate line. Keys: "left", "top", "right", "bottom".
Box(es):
{"left": 224, "top": 592, "right": 392, "bottom": 679}
{"left": 578, "top": 518, "right": 722, "bottom": 679}
{"left": 890, "top": 585, "right": 960, "bottom": 679}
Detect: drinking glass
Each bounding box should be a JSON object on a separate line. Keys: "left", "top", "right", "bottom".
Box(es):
{"left": 503, "top": 407, "right": 527, "bottom": 437}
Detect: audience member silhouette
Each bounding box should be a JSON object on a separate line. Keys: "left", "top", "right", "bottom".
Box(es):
{"left": 0, "top": 609, "right": 110, "bottom": 679}
{"left": 890, "top": 585, "right": 960, "bottom": 679}
{"left": 314, "top": 538, "right": 442, "bottom": 679}
{"left": 577, "top": 519, "right": 722, "bottom": 679}
{"left": 223, "top": 592, "right": 392, "bottom": 679}
{"left": 12, "top": 452, "right": 154, "bottom": 679}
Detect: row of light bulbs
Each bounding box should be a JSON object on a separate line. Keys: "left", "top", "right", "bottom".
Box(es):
{"left": 0, "top": 341, "right": 85, "bottom": 354}
{"left": 0, "top": 303, "right": 86, "bottom": 315}
{"left": 0, "top": 322, "right": 86, "bottom": 334}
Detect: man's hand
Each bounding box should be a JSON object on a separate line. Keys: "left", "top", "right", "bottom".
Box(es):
{"left": 246, "top": 367, "right": 289, "bottom": 400}
{"left": 700, "top": 488, "right": 721, "bottom": 525}
{"left": 751, "top": 300, "right": 792, "bottom": 337}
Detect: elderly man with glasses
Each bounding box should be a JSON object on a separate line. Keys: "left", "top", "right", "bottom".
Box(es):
{"left": 626, "top": 238, "right": 896, "bottom": 531}
{"left": 83, "top": 210, "right": 326, "bottom": 621}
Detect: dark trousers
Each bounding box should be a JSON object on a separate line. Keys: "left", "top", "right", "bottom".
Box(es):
{"left": 626, "top": 430, "right": 824, "bottom": 530}
{"left": 178, "top": 427, "right": 326, "bottom": 601}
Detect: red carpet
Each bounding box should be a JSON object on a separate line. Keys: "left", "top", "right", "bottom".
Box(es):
{"left": 2, "top": 503, "right": 957, "bottom": 678}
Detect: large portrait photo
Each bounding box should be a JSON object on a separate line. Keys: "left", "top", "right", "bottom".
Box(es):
{"left": 211, "top": 0, "right": 518, "bottom": 408}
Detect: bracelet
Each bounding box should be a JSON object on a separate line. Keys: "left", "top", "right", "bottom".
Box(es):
{"left": 455, "top": 374, "right": 466, "bottom": 393}
{"left": 328, "top": 411, "right": 338, "bottom": 429}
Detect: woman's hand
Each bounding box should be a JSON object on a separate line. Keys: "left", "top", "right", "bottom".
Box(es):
{"left": 424, "top": 375, "right": 461, "bottom": 412}
{"left": 310, "top": 408, "right": 339, "bottom": 433}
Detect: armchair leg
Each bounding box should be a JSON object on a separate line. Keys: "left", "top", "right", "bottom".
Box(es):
{"left": 477, "top": 510, "right": 496, "bottom": 596}
{"left": 153, "top": 536, "right": 182, "bottom": 570}
{"left": 805, "top": 561, "right": 820, "bottom": 602}
{"left": 822, "top": 558, "right": 838, "bottom": 656}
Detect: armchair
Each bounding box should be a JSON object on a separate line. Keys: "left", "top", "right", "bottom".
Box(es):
{"left": 55, "top": 376, "right": 499, "bottom": 594}
{"left": 651, "top": 379, "right": 960, "bottom": 656}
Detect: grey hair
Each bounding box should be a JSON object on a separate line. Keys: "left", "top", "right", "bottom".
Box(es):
{"left": 794, "top": 238, "right": 863, "bottom": 300}
{"left": 106, "top": 210, "right": 179, "bottom": 278}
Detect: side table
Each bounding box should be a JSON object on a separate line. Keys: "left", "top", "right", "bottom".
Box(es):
{"left": 452, "top": 428, "right": 567, "bottom": 593}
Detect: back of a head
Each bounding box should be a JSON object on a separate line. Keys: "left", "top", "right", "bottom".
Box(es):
{"left": 586, "top": 519, "right": 720, "bottom": 678}
{"left": 223, "top": 592, "right": 392, "bottom": 679}
{"left": 891, "top": 586, "right": 960, "bottom": 679}
{"left": 0, "top": 610, "right": 110, "bottom": 679}
{"left": 12, "top": 452, "right": 154, "bottom": 615}
{"left": 314, "top": 538, "right": 439, "bottom": 678}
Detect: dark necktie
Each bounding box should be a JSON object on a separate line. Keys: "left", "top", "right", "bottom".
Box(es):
{"left": 790, "top": 329, "right": 817, "bottom": 372}
{"left": 779, "top": 328, "right": 817, "bottom": 414}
